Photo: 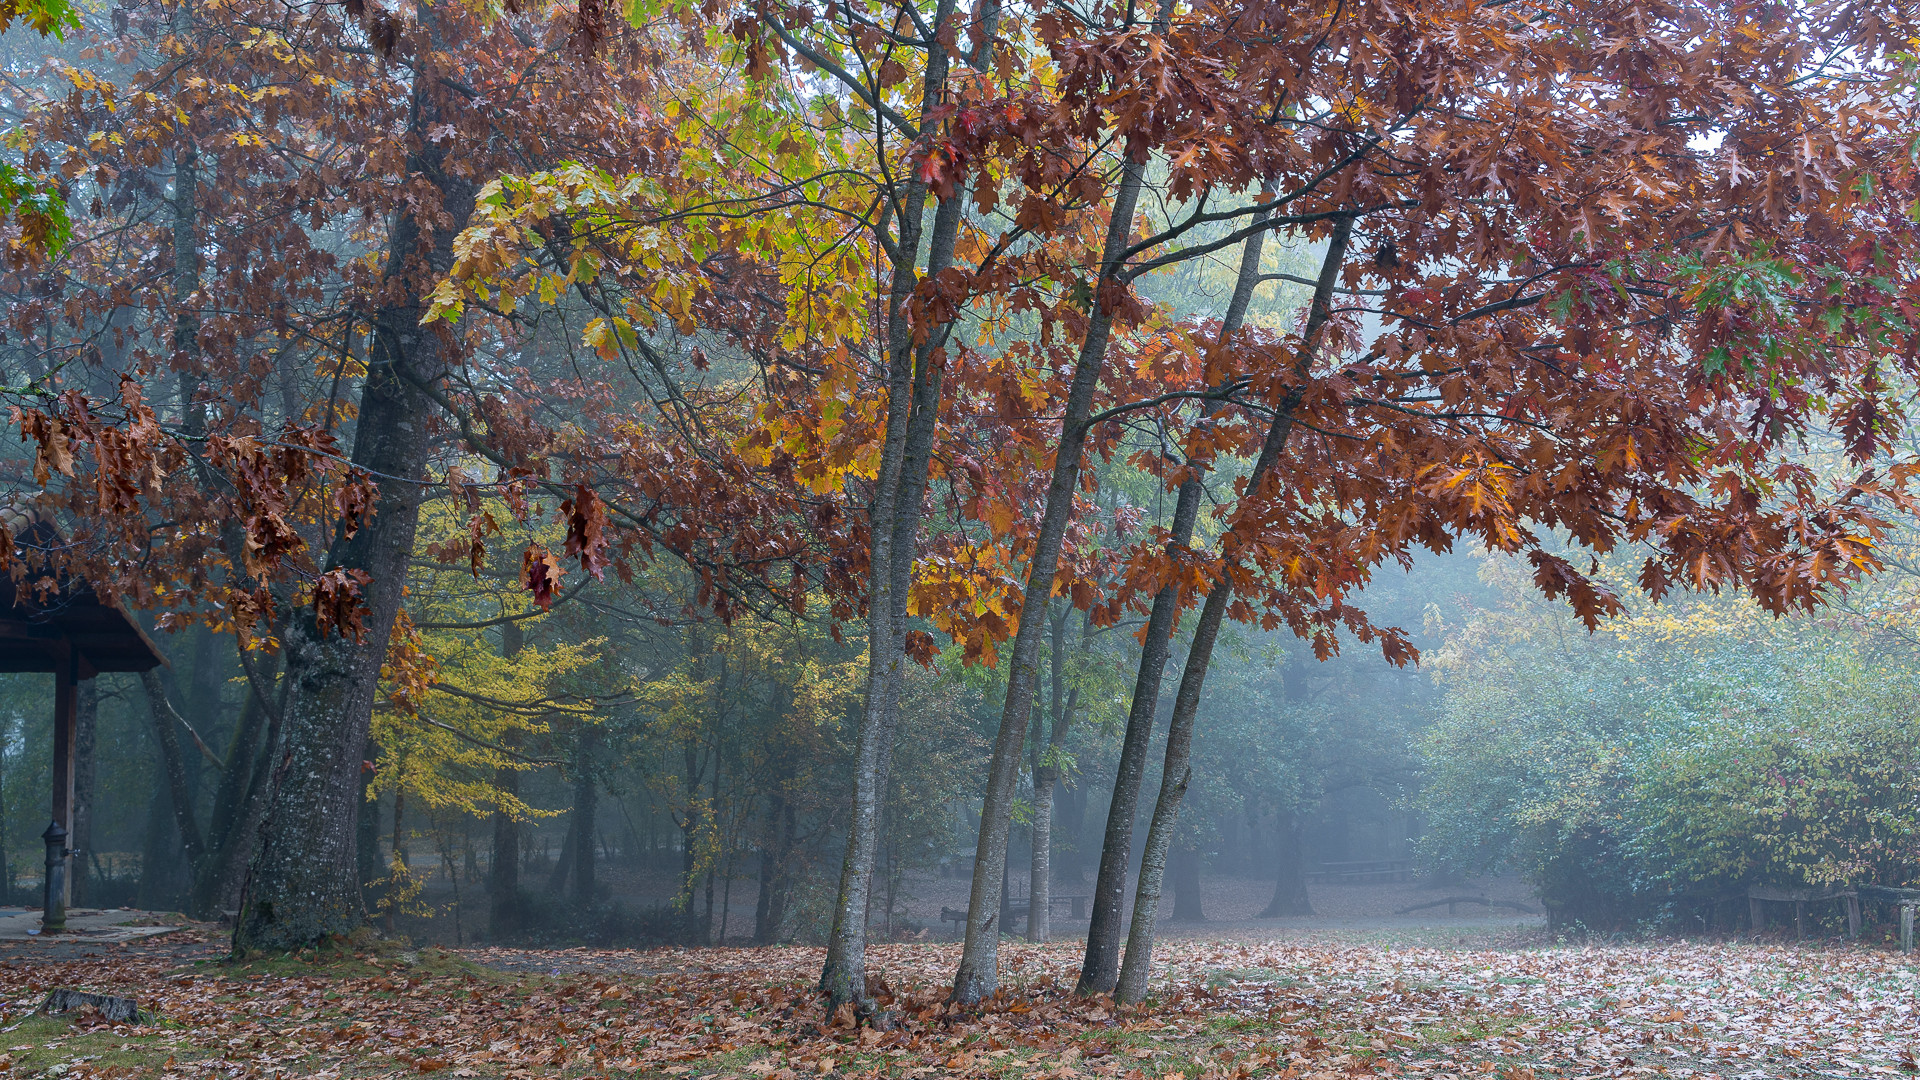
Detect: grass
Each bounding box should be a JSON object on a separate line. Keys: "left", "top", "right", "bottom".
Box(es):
{"left": 0, "top": 1013, "right": 219, "bottom": 1077}
{"left": 218, "top": 931, "right": 496, "bottom": 981}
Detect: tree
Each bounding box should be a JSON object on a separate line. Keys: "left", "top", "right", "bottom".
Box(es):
{"left": 1422, "top": 548, "right": 1920, "bottom": 929}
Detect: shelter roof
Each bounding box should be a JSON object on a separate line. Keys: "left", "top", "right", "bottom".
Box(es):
{"left": 0, "top": 505, "right": 165, "bottom": 677}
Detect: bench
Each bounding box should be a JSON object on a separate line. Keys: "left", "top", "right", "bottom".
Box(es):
{"left": 1307, "top": 859, "right": 1413, "bottom": 885}
{"left": 1395, "top": 895, "right": 1538, "bottom": 915}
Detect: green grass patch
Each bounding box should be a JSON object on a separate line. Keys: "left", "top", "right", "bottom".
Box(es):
{"left": 218, "top": 931, "right": 494, "bottom": 981}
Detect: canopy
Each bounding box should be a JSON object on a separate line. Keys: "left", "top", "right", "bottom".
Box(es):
{"left": 0, "top": 507, "right": 163, "bottom": 676}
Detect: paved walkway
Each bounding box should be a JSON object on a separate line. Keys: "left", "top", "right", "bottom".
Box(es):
{"left": 0, "top": 908, "right": 181, "bottom": 942}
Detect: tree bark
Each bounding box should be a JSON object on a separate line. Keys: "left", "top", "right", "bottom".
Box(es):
{"left": 1258, "top": 808, "right": 1314, "bottom": 917}
{"left": 571, "top": 726, "right": 600, "bottom": 905}
{"left": 818, "top": 0, "right": 964, "bottom": 1010}
{"left": 71, "top": 682, "right": 96, "bottom": 907}
{"left": 490, "top": 763, "right": 521, "bottom": 937}
{"left": 141, "top": 669, "right": 207, "bottom": 873}
{"left": 489, "top": 619, "right": 524, "bottom": 936}
{"left": 1030, "top": 605, "right": 1089, "bottom": 942}
{"left": 195, "top": 649, "right": 281, "bottom": 915}
{"left": 1112, "top": 217, "right": 1353, "bottom": 1004}
{"left": 1077, "top": 184, "right": 1275, "bottom": 996}
{"left": 754, "top": 791, "right": 793, "bottom": 945}
{"left": 232, "top": 35, "right": 477, "bottom": 952}
{"left": 953, "top": 0, "right": 1180, "bottom": 990}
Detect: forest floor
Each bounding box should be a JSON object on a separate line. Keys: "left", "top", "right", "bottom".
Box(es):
{"left": 0, "top": 920, "right": 1911, "bottom": 1080}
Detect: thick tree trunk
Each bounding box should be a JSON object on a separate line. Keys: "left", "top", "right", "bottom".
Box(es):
{"left": 1169, "top": 842, "right": 1203, "bottom": 922}
{"left": 232, "top": 43, "right": 477, "bottom": 952}
{"left": 1259, "top": 809, "right": 1314, "bottom": 917}
{"left": 1112, "top": 218, "right": 1353, "bottom": 1004}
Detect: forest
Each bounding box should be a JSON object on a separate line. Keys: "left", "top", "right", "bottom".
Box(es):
{"left": 0, "top": 0, "right": 1912, "bottom": 1075}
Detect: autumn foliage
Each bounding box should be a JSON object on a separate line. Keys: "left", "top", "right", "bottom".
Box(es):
{"left": 0, "top": 0, "right": 1913, "bottom": 1014}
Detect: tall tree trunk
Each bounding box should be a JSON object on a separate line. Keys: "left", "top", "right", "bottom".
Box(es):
{"left": 754, "top": 790, "right": 792, "bottom": 945}
{"left": 233, "top": 37, "right": 478, "bottom": 952}
{"left": 71, "top": 683, "right": 96, "bottom": 907}
{"left": 1077, "top": 184, "right": 1274, "bottom": 996}
{"left": 489, "top": 620, "right": 524, "bottom": 937}
{"left": 385, "top": 784, "right": 406, "bottom": 934}
{"left": 1169, "top": 841, "right": 1203, "bottom": 922}
{"left": 1113, "top": 218, "right": 1353, "bottom": 1004}
{"left": 356, "top": 759, "right": 382, "bottom": 911}
{"left": 680, "top": 737, "right": 709, "bottom": 945}
{"left": 142, "top": 669, "right": 208, "bottom": 877}
{"left": 572, "top": 726, "right": 599, "bottom": 905}
{"left": 137, "top": 762, "right": 184, "bottom": 909}
{"left": 952, "top": 0, "right": 1173, "bottom": 992}
{"left": 1258, "top": 808, "right": 1313, "bottom": 917}
{"left": 818, "top": 0, "right": 965, "bottom": 1010}
{"left": 490, "top": 763, "right": 521, "bottom": 937}
{"left": 1030, "top": 606, "right": 1086, "bottom": 942}
{"left": 195, "top": 650, "right": 281, "bottom": 915}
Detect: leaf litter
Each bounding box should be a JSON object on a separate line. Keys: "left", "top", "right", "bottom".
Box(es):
{"left": 0, "top": 936, "right": 1910, "bottom": 1079}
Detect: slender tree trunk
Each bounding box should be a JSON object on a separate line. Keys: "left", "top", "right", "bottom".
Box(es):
{"left": 490, "top": 622, "right": 524, "bottom": 937}
{"left": 819, "top": 1, "right": 964, "bottom": 1011}
{"left": 1112, "top": 218, "right": 1353, "bottom": 1004}
{"left": 1258, "top": 808, "right": 1314, "bottom": 917}
{"left": 954, "top": 7, "right": 1178, "bottom": 990}
{"left": 356, "top": 759, "right": 381, "bottom": 912}
{"left": 1077, "top": 185, "right": 1275, "bottom": 996}
{"left": 196, "top": 650, "right": 281, "bottom": 915}
{"left": 680, "top": 738, "right": 709, "bottom": 944}
{"left": 490, "top": 764, "right": 521, "bottom": 936}
{"left": 572, "top": 726, "right": 599, "bottom": 905}
{"left": 548, "top": 813, "right": 576, "bottom": 895}
{"left": 1076, "top": 478, "right": 1201, "bottom": 993}
{"left": 141, "top": 669, "right": 207, "bottom": 874}
{"left": 1030, "top": 606, "right": 1086, "bottom": 942}
{"left": 137, "top": 763, "right": 183, "bottom": 909}
{"left": 754, "top": 790, "right": 791, "bottom": 945}
{"left": 71, "top": 683, "right": 96, "bottom": 907}
{"left": 233, "top": 28, "right": 477, "bottom": 951}
{"left": 386, "top": 785, "right": 406, "bottom": 934}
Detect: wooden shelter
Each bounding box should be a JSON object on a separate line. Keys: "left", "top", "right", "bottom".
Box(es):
{"left": 0, "top": 507, "right": 163, "bottom": 933}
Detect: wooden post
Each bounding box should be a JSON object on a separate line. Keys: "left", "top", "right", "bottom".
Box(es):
{"left": 1902, "top": 904, "right": 1914, "bottom": 954}
{"left": 1750, "top": 896, "right": 1764, "bottom": 937}
{"left": 1794, "top": 900, "right": 1805, "bottom": 941}
{"left": 1846, "top": 895, "right": 1861, "bottom": 940}
{"left": 43, "top": 646, "right": 77, "bottom": 933}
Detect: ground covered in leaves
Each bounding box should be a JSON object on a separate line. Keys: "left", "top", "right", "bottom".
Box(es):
{"left": 0, "top": 931, "right": 1911, "bottom": 1079}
